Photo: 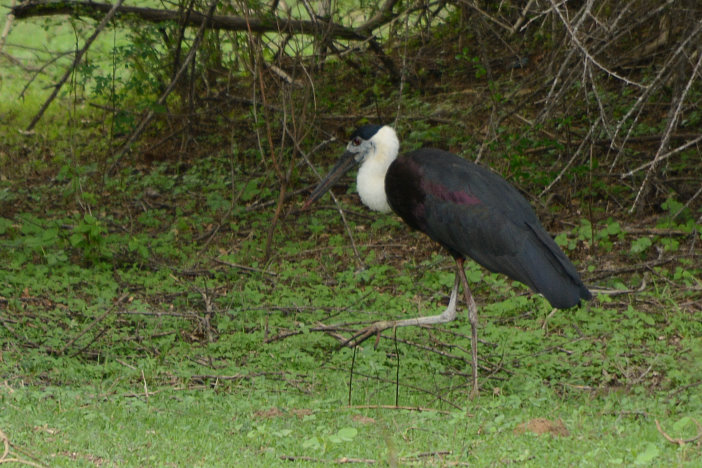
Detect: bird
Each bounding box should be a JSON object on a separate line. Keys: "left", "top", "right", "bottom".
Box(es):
{"left": 303, "top": 124, "right": 591, "bottom": 398}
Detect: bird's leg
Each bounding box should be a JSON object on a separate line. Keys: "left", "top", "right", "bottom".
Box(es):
{"left": 341, "top": 274, "right": 460, "bottom": 348}
{"left": 456, "top": 258, "right": 479, "bottom": 399}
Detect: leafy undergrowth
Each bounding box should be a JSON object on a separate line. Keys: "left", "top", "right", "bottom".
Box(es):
{"left": 1, "top": 151, "right": 700, "bottom": 467}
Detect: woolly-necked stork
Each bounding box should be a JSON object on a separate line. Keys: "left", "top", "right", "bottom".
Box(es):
{"left": 303, "top": 124, "right": 591, "bottom": 397}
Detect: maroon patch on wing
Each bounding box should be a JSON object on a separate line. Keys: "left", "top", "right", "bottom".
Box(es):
{"left": 423, "top": 180, "right": 481, "bottom": 206}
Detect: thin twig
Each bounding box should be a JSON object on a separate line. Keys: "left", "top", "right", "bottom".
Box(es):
{"left": 141, "top": 369, "right": 149, "bottom": 404}
{"left": 213, "top": 258, "right": 277, "bottom": 276}
{"left": 59, "top": 293, "right": 129, "bottom": 355}
{"left": 547, "top": 0, "right": 644, "bottom": 88}
{"left": 25, "top": 0, "right": 125, "bottom": 131}
{"left": 655, "top": 418, "right": 702, "bottom": 446}
{"left": 348, "top": 404, "right": 451, "bottom": 414}
{"left": 0, "top": 428, "right": 49, "bottom": 467}
{"left": 280, "top": 455, "right": 377, "bottom": 464}
{"left": 621, "top": 135, "right": 702, "bottom": 178}
{"left": 539, "top": 117, "right": 598, "bottom": 197}
{"left": 630, "top": 49, "right": 702, "bottom": 213}
{"left": 0, "top": 0, "right": 16, "bottom": 55}
{"left": 108, "top": 0, "right": 218, "bottom": 173}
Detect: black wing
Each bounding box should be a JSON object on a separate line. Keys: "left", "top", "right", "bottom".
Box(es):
{"left": 385, "top": 148, "right": 591, "bottom": 309}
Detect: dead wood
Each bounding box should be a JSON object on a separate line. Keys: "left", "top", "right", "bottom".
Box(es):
{"left": 11, "top": 1, "right": 367, "bottom": 41}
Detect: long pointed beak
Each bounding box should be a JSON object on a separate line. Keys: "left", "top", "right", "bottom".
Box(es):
{"left": 303, "top": 150, "right": 359, "bottom": 209}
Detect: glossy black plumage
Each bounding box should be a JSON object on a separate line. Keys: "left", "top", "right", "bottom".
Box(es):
{"left": 385, "top": 148, "right": 591, "bottom": 309}
{"left": 304, "top": 124, "right": 592, "bottom": 398}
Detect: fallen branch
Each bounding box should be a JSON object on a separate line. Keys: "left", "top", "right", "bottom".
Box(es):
{"left": 280, "top": 455, "right": 377, "bottom": 464}
{"left": 0, "top": 427, "right": 48, "bottom": 467}
{"left": 12, "top": 1, "right": 366, "bottom": 41}
{"left": 59, "top": 292, "right": 129, "bottom": 355}
{"left": 348, "top": 404, "right": 451, "bottom": 414}
{"left": 655, "top": 418, "right": 702, "bottom": 446}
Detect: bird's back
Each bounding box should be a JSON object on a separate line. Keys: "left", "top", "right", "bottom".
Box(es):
{"left": 385, "top": 148, "right": 591, "bottom": 309}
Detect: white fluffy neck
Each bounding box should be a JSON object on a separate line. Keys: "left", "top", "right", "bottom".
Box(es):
{"left": 356, "top": 126, "right": 399, "bottom": 213}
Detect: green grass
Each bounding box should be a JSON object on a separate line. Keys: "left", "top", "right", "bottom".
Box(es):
{"left": 3, "top": 378, "right": 700, "bottom": 466}
{"left": 2, "top": 5, "right": 701, "bottom": 466}
{"left": 1, "top": 152, "right": 700, "bottom": 466}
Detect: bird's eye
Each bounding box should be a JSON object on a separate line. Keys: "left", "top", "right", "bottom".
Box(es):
{"left": 352, "top": 137, "right": 361, "bottom": 146}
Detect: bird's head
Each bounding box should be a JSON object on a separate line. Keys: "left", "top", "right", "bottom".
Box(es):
{"left": 303, "top": 124, "right": 399, "bottom": 209}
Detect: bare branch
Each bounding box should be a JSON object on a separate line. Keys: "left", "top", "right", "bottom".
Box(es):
{"left": 108, "top": 0, "right": 219, "bottom": 172}
{"left": 457, "top": 0, "right": 513, "bottom": 33}
{"left": 12, "top": 1, "right": 367, "bottom": 40}
{"left": 357, "top": 0, "right": 400, "bottom": 34}
{"left": 547, "top": 0, "right": 645, "bottom": 88}
{"left": 629, "top": 49, "right": 702, "bottom": 212}
{"left": 620, "top": 135, "right": 702, "bottom": 179}
{"left": 25, "top": 0, "right": 125, "bottom": 131}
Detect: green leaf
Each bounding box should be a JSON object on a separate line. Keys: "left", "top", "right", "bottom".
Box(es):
{"left": 634, "top": 442, "right": 659, "bottom": 465}
{"left": 672, "top": 416, "right": 692, "bottom": 433}
{"left": 302, "top": 436, "right": 321, "bottom": 450}
{"left": 70, "top": 232, "right": 85, "bottom": 247}
{"left": 329, "top": 427, "right": 358, "bottom": 443}
{"left": 0, "top": 217, "right": 13, "bottom": 234}
{"left": 336, "top": 427, "right": 357, "bottom": 441}
{"left": 630, "top": 237, "right": 652, "bottom": 254}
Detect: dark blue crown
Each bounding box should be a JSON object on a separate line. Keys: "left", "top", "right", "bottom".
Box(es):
{"left": 350, "top": 124, "right": 383, "bottom": 141}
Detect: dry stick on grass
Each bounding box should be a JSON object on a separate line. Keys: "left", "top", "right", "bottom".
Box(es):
{"left": 0, "top": 427, "right": 47, "bottom": 468}
{"left": 0, "top": 428, "right": 8, "bottom": 462}
{"left": 585, "top": 256, "right": 678, "bottom": 282}
{"left": 141, "top": 369, "right": 149, "bottom": 404}
{"left": 213, "top": 258, "right": 277, "bottom": 276}
{"left": 59, "top": 292, "right": 130, "bottom": 356}
{"left": 348, "top": 404, "right": 451, "bottom": 414}
{"left": 108, "top": 0, "right": 218, "bottom": 174}
{"left": 280, "top": 455, "right": 377, "bottom": 464}
{"left": 24, "top": 0, "right": 125, "bottom": 132}
{"left": 655, "top": 418, "right": 702, "bottom": 446}
{"left": 280, "top": 453, "right": 463, "bottom": 465}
